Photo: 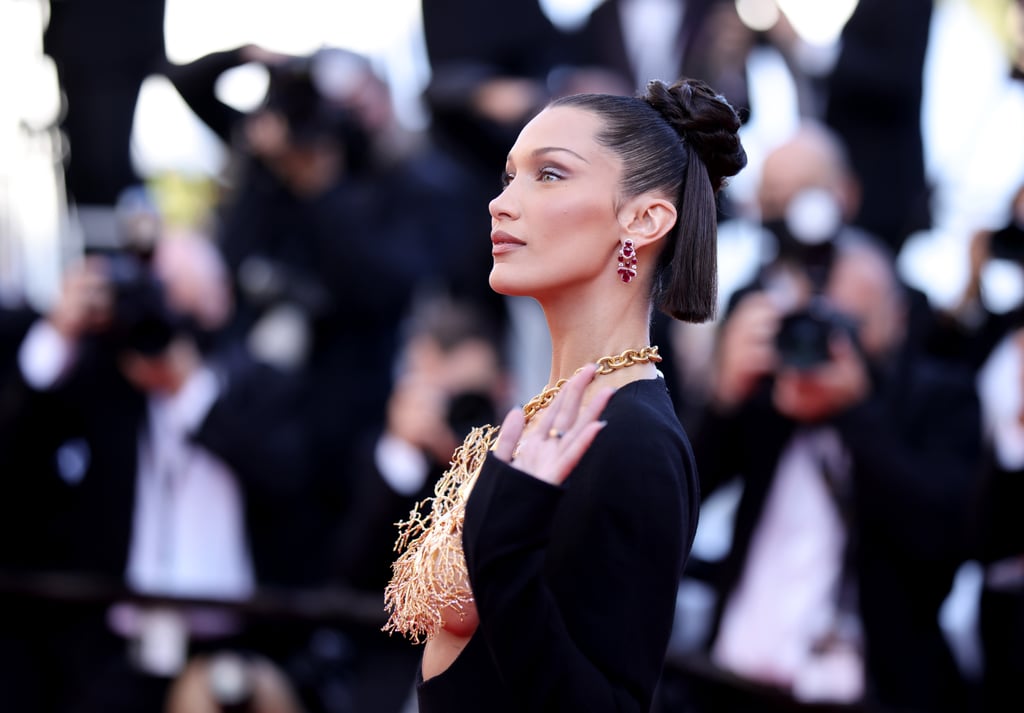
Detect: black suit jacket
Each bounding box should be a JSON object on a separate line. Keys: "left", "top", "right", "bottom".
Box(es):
{"left": 824, "top": 0, "right": 934, "bottom": 250}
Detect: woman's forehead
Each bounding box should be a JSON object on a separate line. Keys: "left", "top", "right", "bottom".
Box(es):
{"left": 509, "top": 105, "right": 606, "bottom": 160}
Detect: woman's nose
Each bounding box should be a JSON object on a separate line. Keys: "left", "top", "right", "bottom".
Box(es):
{"left": 489, "top": 185, "right": 517, "bottom": 221}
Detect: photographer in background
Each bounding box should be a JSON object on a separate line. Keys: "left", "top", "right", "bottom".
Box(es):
{"left": 943, "top": 180, "right": 1024, "bottom": 712}
{"left": 972, "top": 319, "right": 1024, "bottom": 713}
{"left": 0, "top": 190, "right": 317, "bottom": 712}
{"left": 165, "top": 47, "right": 443, "bottom": 520}
{"left": 685, "top": 123, "right": 983, "bottom": 713}
{"left": 328, "top": 295, "right": 511, "bottom": 713}
{"left": 930, "top": 182, "right": 1024, "bottom": 373}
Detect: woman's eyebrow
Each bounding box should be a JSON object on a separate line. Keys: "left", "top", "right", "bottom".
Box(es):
{"left": 531, "top": 146, "right": 589, "bottom": 163}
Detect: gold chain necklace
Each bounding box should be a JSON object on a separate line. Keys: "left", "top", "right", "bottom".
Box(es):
{"left": 383, "top": 345, "right": 661, "bottom": 643}
{"left": 521, "top": 346, "right": 662, "bottom": 422}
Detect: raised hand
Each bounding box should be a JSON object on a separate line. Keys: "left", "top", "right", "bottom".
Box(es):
{"left": 712, "top": 291, "right": 783, "bottom": 410}
{"left": 492, "top": 364, "right": 614, "bottom": 485}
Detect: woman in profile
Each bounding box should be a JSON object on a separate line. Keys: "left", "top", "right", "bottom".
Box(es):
{"left": 384, "top": 77, "right": 746, "bottom": 712}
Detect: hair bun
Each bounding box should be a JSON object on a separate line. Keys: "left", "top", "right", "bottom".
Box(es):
{"left": 644, "top": 78, "right": 747, "bottom": 194}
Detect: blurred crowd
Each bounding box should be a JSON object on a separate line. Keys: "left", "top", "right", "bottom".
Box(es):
{"left": 0, "top": 0, "right": 1022, "bottom": 712}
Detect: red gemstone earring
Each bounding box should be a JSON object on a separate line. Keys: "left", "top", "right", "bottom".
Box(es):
{"left": 617, "top": 239, "right": 637, "bottom": 283}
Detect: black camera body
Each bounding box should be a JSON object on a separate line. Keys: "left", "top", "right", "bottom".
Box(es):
{"left": 104, "top": 253, "right": 179, "bottom": 355}
{"left": 990, "top": 220, "right": 1024, "bottom": 264}
{"left": 445, "top": 390, "right": 498, "bottom": 440}
{"left": 775, "top": 299, "right": 860, "bottom": 370}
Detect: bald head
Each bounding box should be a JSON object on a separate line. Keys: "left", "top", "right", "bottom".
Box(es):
{"left": 758, "top": 121, "right": 860, "bottom": 224}
{"left": 827, "top": 233, "right": 907, "bottom": 360}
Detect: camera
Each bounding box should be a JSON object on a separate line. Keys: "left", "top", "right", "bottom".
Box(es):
{"left": 83, "top": 185, "right": 182, "bottom": 355}
{"left": 761, "top": 188, "right": 862, "bottom": 369}
{"left": 104, "top": 253, "right": 180, "bottom": 356}
{"left": 775, "top": 299, "right": 859, "bottom": 370}
{"left": 990, "top": 220, "right": 1024, "bottom": 264}
{"left": 446, "top": 390, "right": 498, "bottom": 440}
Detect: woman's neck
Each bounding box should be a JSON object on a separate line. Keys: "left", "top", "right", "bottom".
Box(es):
{"left": 540, "top": 287, "right": 657, "bottom": 387}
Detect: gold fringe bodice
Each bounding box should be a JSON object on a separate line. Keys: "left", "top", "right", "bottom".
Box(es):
{"left": 381, "top": 424, "right": 497, "bottom": 643}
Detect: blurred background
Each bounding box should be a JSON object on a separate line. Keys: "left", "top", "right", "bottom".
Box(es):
{"left": 2, "top": 0, "right": 1021, "bottom": 313}
{"left": 0, "top": 1, "right": 1022, "bottom": 712}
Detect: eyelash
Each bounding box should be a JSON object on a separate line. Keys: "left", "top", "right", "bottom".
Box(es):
{"left": 499, "top": 167, "right": 563, "bottom": 189}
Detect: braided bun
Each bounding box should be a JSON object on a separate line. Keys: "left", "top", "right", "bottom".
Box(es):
{"left": 643, "top": 78, "right": 747, "bottom": 194}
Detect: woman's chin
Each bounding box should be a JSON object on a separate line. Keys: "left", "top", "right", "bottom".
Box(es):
{"left": 488, "top": 270, "right": 529, "bottom": 297}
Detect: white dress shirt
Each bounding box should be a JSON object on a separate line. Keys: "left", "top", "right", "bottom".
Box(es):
{"left": 712, "top": 427, "right": 864, "bottom": 703}
{"left": 978, "top": 332, "right": 1024, "bottom": 471}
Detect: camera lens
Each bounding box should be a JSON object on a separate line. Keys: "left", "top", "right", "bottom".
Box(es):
{"left": 105, "top": 254, "right": 178, "bottom": 355}
{"left": 775, "top": 309, "right": 833, "bottom": 370}
{"left": 446, "top": 391, "right": 497, "bottom": 438}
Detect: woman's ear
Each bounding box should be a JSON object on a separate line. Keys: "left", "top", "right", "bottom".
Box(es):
{"left": 618, "top": 196, "right": 677, "bottom": 249}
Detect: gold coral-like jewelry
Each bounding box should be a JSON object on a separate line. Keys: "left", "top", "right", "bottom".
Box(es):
{"left": 382, "top": 346, "right": 661, "bottom": 643}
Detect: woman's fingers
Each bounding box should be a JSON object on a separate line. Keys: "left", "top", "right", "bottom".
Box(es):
{"left": 548, "top": 386, "right": 615, "bottom": 480}
{"left": 502, "top": 366, "right": 616, "bottom": 485}
{"left": 493, "top": 406, "right": 526, "bottom": 462}
{"left": 536, "top": 363, "right": 599, "bottom": 443}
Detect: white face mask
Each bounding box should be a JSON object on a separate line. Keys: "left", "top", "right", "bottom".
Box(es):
{"left": 980, "top": 260, "right": 1024, "bottom": 315}
{"left": 784, "top": 187, "right": 843, "bottom": 246}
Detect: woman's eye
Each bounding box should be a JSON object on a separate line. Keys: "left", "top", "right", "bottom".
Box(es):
{"left": 538, "top": 168, "right": 562, "bottom": 182}
{"left": 500, "top": 171, "right": 514, "bottom": 189}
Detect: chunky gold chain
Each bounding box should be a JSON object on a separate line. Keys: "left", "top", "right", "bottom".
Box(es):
{"left": 521, "top": 345, "right": 661, "bottom": 423}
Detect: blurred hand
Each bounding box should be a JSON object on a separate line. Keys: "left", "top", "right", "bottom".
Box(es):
{"left": 239, "top": 44, "right": 293, "bottom": 67}
{"left": 153, "top": 234, "right": 234, "bottom": 331}
{"left": 968, "top": 229, "right": 991, "bottom": 288}
{"left": 244, "top": 110, "right": 290, "bottom": 161}
{"left": 472, "top": 78, "right": 546, "bottom": 126}
{"left": 705, "top": 3, "right": 757, "bottom": 71}
{"left": 711, "top": 291, "right": 783, "bottom": 410}
{"left": 949, "top": 229, "right": 991, "bottom": 321}
{"left": 765, "top": 9, "right": 802, "bottom": 56}
{"left": 1015, "top": 328, "right": 1024, "bottom": 426}
{"left": 386, "top": 375, "right": 460, "bottom": 465}
{"left": 773, "top": 332, "right": 870, "bottom": 422}
{"left": 493, "top": 365, "right": 613, "bottom": 486}
{"left": 276, "top": 143, "right": 344, "bottom": 197}
{"left": 118, "top": 337, "right": 201, "bottom": 396}
{"left": 48, "top": 257, "right": 113, "bottom": 340}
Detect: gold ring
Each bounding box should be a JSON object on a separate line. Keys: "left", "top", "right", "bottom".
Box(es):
{"left": 548, "top": 428, "right": 565, "bottom": 439}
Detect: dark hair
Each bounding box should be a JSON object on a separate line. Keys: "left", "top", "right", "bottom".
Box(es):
{"left": 550, "top": 78, "right": 746, "bottom": 322}
{"left": 263, "top": 50, "right": 372, "bottom": 173}
{"left": 404, "top": 293, "right": 504, "bottom": 358}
